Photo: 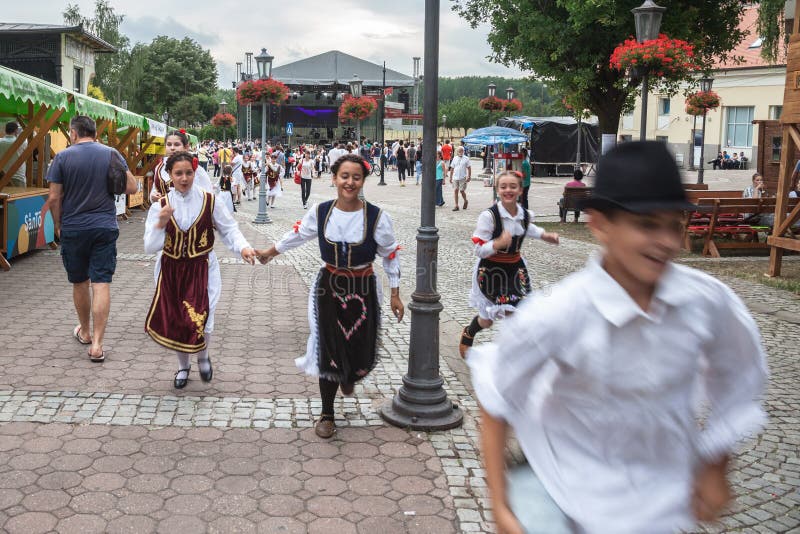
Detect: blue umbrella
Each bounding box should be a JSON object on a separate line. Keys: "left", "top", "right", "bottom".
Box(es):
{"left": 462, "top": 126, "right": 528, "bottom": 146}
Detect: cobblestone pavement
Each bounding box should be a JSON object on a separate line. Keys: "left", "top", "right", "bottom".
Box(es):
{"left": 0, "top": 165, "right": 797, "bottom": 533}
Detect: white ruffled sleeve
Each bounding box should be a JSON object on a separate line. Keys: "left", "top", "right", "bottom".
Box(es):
{"left": 695, "top": 286, "right": 768, "bottom": 462}
{"left": 212, "top": 197, "right": 251, "bottom": 255}
{"left": 143, "top": 202, "right": 166, "bottom": 254}
{"left": 472, "top": 210, "right": 496, "bottom": 258}
{"left": 375, "top": 211, "right": 401, "bottom": 288}
{"left": 275, "top": 204, "right": 319, "bottom": 253}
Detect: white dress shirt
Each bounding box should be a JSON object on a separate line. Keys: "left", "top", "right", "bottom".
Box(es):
{"left": 472, "top": 203, "right": 545, "bottom": 259}
{"left": 327, "top": 148, "right": 346, "bottom": 168}
{"left": 450, "top": 154, "right": 471, "bottom": 180}
{"left": 144, "top": 184, "right": 251, "bottom": 333}
{"left": 468, "top": 254, "right": 768, "bottom": 533}
{"left": 276, "top": 203, "right": 401, "bottom": 288}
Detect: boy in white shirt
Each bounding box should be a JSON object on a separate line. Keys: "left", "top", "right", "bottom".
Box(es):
{"left": 469, "top": 141, "right": 768, "bottom": 534}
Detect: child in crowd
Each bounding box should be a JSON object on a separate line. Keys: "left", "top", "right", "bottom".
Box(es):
{"left": 468, "top": 141, "right": 768, "bottom": 534}
{"left": 459, "top": 170, "right": 559, "bottom": 357}
{"left": 144, "top": 152, "right": 257, "bottom": 389}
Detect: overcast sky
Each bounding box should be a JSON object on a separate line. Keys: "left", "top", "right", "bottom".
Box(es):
{"left": 6, "top": 0, "right": 526, "bottom": 86}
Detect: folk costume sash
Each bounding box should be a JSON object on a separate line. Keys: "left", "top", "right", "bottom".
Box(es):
{"left": 145, "top": 192, "right": 216, "bottom": 353}
{"left": 317, "top": 200, "right": 381, "bottom": 269}
{"left": 266, "top": 166, "right": 280, "bottom": 189}
{"left": 477, "top": 204, "right": 531, "bottom": 307}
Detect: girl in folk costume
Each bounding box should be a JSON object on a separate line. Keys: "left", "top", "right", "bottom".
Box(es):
{"left": 150, "top": 130, "right": 213, "bottom": 202}
{"left": 144, "top": 152, "right": 257, "bottom": 389}
{"left": 218, "top": 164, "right": 235, "bottom": 213}
{"left": 256, "top": 154, "right": 405, "bottom": 438}
{"left": 459, "top": 170, "right": 560, "bottom": 358}
{"left": 242, "top": 153, "right": 257, "bottom": 202}
{"left": 264, "top": 154, "right": 283, "bottom": 208}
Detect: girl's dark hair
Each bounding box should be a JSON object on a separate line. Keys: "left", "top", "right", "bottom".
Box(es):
{"left": 166, "top": 151, "right": 194, "bottom": 174}
{"left": 331, "top": 153, "right": 369, "bottom": 177}
{"left": 166, "top": 130, "right": 189, "bottom": 147}
{"left": 222, "top": 164, "right": 233, "bottom": 177}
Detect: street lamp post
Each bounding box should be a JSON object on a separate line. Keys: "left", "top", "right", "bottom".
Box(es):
{"left": 697, "top": 76, "right": 713, "bottom": 185}
{"left": 380, "top": 0, "right": 463, "bottom": 431}
{"left": 506, "top": 87, "right": 515, "bottom": 100}
{"left": 219, "top": 100, "right": 228, "bottom": 142}
{"left": 378, "top": 62, "right": 387, "bottom": 186}
{"left": 253, "top": 47, "right": 274, "bottom": 225}
{"left": 349, "top": 74, "right": 363, "bottom": 147}
{"left": 161, "top": 110, "right": 169, "bottom": 131}
{"left": 482, "top": 83, "right": 497, "bottom": 173}
{"left": 632, "top": 0, "right": 666, "bottom": 141}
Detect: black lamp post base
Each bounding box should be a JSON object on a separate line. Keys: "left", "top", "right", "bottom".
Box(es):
{"left": 379, "top": 376, "right": 463, "bottom": 431}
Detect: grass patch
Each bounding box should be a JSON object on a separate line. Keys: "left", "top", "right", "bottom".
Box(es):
{"left": 687, "top": 258, "right": 800, "bottom": 296}
{"left": 538, "top": 221, "right": 595, "bottom": 243}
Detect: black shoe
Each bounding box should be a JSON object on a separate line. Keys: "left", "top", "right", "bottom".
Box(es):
{"left": 199, "top": 357, "right": 213, "bottom": 383}
{"left": 174, "top": 367, "right": 190, "bottom": 389}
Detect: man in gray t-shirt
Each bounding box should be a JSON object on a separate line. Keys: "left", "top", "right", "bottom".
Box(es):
{"left": 46, "top": 115, "right": 136, "bottom": 362}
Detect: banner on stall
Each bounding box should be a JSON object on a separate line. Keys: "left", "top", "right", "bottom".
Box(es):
{"left": 4, "top": 195, "right": 55, "bottom": 260}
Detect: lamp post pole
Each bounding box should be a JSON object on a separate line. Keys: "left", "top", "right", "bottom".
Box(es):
{"left": 380, "top": 0, "right": 463, "bottom": 431}
{"left": 697, "top": 77, "right": 713, "bottom": 185}
{"left": 253, "top": 47, "right": 274, "bottom": 225}
{"left": 632, "top": 0, "right": 666, "bottom": 142}
{"left": 378, "top": 62, "right": 387, "bottom": 186}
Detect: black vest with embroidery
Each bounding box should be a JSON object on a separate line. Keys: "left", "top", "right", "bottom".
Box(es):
{"left": 489, "top": 203, "right": 530, "bottom": 255}
{"left": 317, "top": 200, "right": 381, "bottom": 268}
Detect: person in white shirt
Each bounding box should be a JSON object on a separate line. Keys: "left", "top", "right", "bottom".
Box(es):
{"left": 230, "top": 147, "right": 245, "bottom": 204}
{"left": 144, "top": 152, "right": 256, "bottom": 389}
{"left": 255, "top": 154, "right": 404, "bottom": 439}
{"left": 0, "top": 121, "right": 27, "bottom": 188}
{"left": 468, "top": 141, "right": 767, "bottom": 534}
{"left": 448, "top": 146, "right": 472, "bottom": 211}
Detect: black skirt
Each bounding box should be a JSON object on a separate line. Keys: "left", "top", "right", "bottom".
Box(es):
{"left": 477, "top": 257, "right": 531, "bottom": 307}
{"left": 315, "top": 267, "right": 380, "bottom": 383}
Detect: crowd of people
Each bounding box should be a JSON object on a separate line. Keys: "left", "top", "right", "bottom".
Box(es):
{"left": 41, "top": 115, "right": 769, "bottom": 534}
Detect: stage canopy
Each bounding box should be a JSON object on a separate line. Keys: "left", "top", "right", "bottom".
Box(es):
{"left": 272, "top": 51, "right": 414, "bottom": 88}
{"left": 496, "top": 116, "right": 601, "bottom": 164}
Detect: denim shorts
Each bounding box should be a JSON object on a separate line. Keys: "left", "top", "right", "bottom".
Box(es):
{"left": 60, "top": 228, "right": 119, "bottom": 284}
{"left": 507, "top": 464, "right": 575, "bottom": 534}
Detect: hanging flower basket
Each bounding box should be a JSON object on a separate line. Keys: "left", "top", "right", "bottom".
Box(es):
{"left": 609, "top": 34, "right": 697, "bottom": 79}
{"left": 479, "top": 95, "right": 505, "bottom": 111}
{"left": 236, "top": 78, "right": 290, "bottom": 105}
{"left": 211, "top": 113, "right": 236, "bottom": 128}
{"left": 685, "top": 90, "right": 721, "bottom": 116}
{"left": 503, "top": 98, "right": 523, "bottom": 112}
{"left": 338, "top": 96, "right": 377, "bottom": 121}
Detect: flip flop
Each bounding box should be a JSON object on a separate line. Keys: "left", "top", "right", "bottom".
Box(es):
{"left": 88, "top": 350, "right": 105, "bottom": 363}
{"left": 73, "top": 325, "right": 91, "bottom": 345}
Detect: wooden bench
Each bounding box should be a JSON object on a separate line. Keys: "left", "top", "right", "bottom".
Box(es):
{"left": 558, "top": 186, "right": 593, "bottom": 222}
{"left": 691, "top": 197, "right": 800, "bottom": 257}
{"left": 683, "top": 183, "right": 709, "bottom": 191}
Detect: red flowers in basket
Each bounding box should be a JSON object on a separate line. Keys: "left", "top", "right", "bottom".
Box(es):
{"left": 211, "top": 113, "right": 236, "bottom": 128}
{"left": 503, "top": 98, "right": 523, "bottom": 112}
{"left": 338, "top": 96, "right": 377, "bottom": 121}
{"left": 479, "top": 95, "right": 505, "bottom": 111}
{"left": 685, "top": 90, "right": 721, "bottom": 116}
{"left": 610, "top": 34, "right": 697, "bottom": 78}
{"left": 236, "top": 78, "right": 290, "bottom": 105}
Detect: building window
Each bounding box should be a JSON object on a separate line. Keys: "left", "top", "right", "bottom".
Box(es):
{"left": 769, "top": 105, "right": 783, "bottom": 120}
{"left": 725, "top": 106, "right": 754, "bottom": 147}
{"left": 656, "top": 136, "right": 669, "bottom": 143}
{"left": 73, "top": 67, "right": 83, "bottom": 93}
{"left": 659, "top": 98, "right": 671, "bottom": 115}
{"left": 622, "top": 109, "right": 634, "bottom": 130}
{"left": 772, "top": 136, "right": 782, "bottom": 162}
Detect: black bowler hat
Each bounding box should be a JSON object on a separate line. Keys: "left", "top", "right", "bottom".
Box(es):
{"left": 581, "top": 141, "right": 694, "bottom": 213}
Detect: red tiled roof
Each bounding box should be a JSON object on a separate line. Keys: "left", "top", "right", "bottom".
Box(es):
{"left": 711, "top": 6, "right": 785, "bottom": 70}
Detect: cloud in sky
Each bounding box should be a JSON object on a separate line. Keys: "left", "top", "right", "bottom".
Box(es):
{"left": 5, "top": 0, "right": 526, "bottom": 87}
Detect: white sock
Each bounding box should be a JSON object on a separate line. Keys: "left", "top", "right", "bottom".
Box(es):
{"left": 176, "top": 352, "right": 190, "bottom": 380}
{"left": 198, "top": 334, "right": 211, "bottom": 374}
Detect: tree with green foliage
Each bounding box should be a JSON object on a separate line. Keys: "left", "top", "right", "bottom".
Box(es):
{"left": 63, "top": 1, "right": 130, "bottom": 104}
{"left": 452, "top": 0, "right": 748, "bottom": 134}
{"left": 438, "top": 96, "right": 494, "bottom": 135}
{"left": 124, "top": 36, "right": 217, "bottom": 117}
{"left": 172, "top": 94, "right": 221, "bottom": 127}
